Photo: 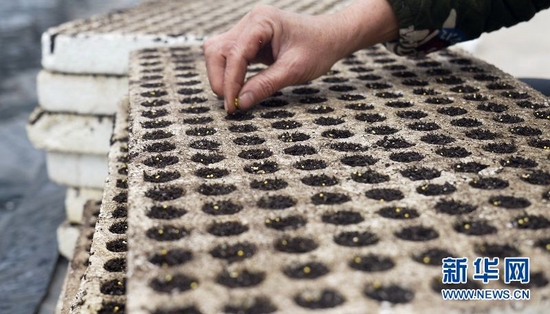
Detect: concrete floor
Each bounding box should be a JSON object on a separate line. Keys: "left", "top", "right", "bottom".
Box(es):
{"left": 37, "top": 259, "right": 68, "bottom": 314}
{"left": 0, "top": 67, "right": 65, "bottom": 314}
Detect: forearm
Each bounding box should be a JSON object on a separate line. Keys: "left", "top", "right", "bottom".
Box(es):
{"left": 333, "top": 0, "right": 399, "bottom": 56}
{"left": 385, "top": 0, "right": 550, "bottom": 55}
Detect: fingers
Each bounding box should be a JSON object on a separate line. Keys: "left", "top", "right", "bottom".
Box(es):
{"left": 222, "top": 27, "right": 273, "bottom": 113}
{"left": 203, "top": 39, "right": 225, "bottom": 97}
{"left": 204, "top": 5, "right": 290, "bottom": 113}
{"left": 237, "top": 57, "right": 300, "bottom": 110}
{"left": 203, "top": 12, "right": 253, "bottom": 98}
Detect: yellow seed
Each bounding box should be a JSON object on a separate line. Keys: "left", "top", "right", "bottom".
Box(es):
{"left": 158, "top": 229, "right": 164, "bottom": 235}
{"left": 395, "top": 208, "right": 401, "bottom": 213}
{"left": 352, "top": 237, "right": 359, "bottom": 243}
{"left": 230, "top": 271, "right": 239, "bottom": 278}
{"left": 464, "top": 223, "right": 470, "bottom": 230}
{"left": 265, "top": 219, "right": 271, "bottom": 224}
{"left": 373, "top": 281, "right": 382, "bottom": 289}
{"left": 282, "top": 240, "right": 288, "bottom": 245}
{"left": 234, "top": 98, "right": 240, "bottom": 109}
{"left": 190, "top": 282, "right": 198, "bottom": 289}
{"left": 162, "top": 204, "right": 167, "bottom": 209}
{"left": 303, "top": 266, "right": 311, "bottom": 274}
{"left": 114, "top": 306, "right": 120, "bottom": 313}
{"left": 545, "top": 244, "right": 550, "bottom": 251}
{"left": 237, "top": 250, "right": 244, "bottom": 256}
{"left": 160, "top": 248, "right": 168, "bottom": 255}
{"left": 518, "top": 219, "right": 524, "bottom": 225}
{"left": 404, "top": 213, "right": 410, "bottom": 218}
{"left": 213, "top": 205, "right": 219, "bottom": 210}
{"left": 165, "top": 274, "right": 172, "bottom": 282}
{"left": 423, "top": 256, "right": 431, "bottom": 264}
{"left": 354, "top": 257, "right": 362, "bottom": 264}
{"left": 117, "top": 281, "right": 123, "bottom": 286}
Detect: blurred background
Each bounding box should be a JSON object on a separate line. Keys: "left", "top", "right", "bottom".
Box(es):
{"left": 0, "top": 1, "right": 548, "bottom": 313}
{"left": 0, "top": 1, "right": 138, "bottom": 314}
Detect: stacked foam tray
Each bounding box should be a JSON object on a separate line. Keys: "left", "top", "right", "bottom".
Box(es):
{"left": 26, "top": 0, "right": 350, "bottom": 258}
{"left": 60, "top": 45, "right": 550, "bottom": 313}
{"left": 59, "top": 98, "right": 130, "bottom": 314}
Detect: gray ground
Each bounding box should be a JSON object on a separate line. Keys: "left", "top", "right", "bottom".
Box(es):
{"left": 0, "top": 70, "right": 66, "bottom": 314}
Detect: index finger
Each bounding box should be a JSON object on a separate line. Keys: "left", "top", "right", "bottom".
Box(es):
{"left": 223, "top": 25, "right": 273, "bottom": 113}
{"left": 203, "top": 38, "right": 226, "bottom": 97}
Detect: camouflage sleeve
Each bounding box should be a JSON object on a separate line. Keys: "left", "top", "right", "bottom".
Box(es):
{"left": 385, "top": 0, "right": 550, "bottom": 56}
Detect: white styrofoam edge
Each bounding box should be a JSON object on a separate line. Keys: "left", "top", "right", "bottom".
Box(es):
{"left": 27, "top": 107, "right": 114, "bottom": 155}
{"left": 39, "top": 0, "right": 356, "bottom": 75}
{"left": 42, "top": 32, "right": 203, "bottom": 75}
{"left": 57, "top": 221, "right": 80, "bottom": 260}
{"left": 46, "top": 151, "right": 108, "bottom": 189}
{"left": 65, "top": 187, "right": 103, "bottom": 224}
{"left": 37, "top": 70, "right": 128, "bottom": 115}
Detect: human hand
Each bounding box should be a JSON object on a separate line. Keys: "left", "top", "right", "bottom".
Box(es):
{"left": 203, "top": 1, "right": 398, "bottom": 113}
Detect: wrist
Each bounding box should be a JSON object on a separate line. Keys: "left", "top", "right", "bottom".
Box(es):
{"left": 335, "top": 0, "right": 399, "bottom": 56}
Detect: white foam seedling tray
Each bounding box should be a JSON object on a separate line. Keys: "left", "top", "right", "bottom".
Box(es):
{"left": 37, "top": 70, "right": 128, "bottom": 115}
{"left": 57, "top": 201, "right": 100, "bottom": 314}
{"left": 69, "top": 98, "right": 130, "bottom": 314}
{"left": 65, "top": 187, "right": 104, "bottom": 224}
{"left": 123, "top": 46, "right": 550, "bottom": 313}
{"left": 27, "top": 108, "right": 114, "bottom": 155}
{"left": 46, "top": 152, "right": 108, "bottom": 189}
{"left": 41, "top": 0, "right": 350, "bottom": 75}
{"left": 57, "top": 220, "right": 81, "bottom": 260}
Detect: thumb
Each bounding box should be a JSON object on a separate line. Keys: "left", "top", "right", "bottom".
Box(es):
{"left": 236, "top": 60, "right": 299, "bottom": 110}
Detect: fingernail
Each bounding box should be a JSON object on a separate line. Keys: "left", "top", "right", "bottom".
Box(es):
{"left": 238, "top": 92, "right": 254, "bottom": 109}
